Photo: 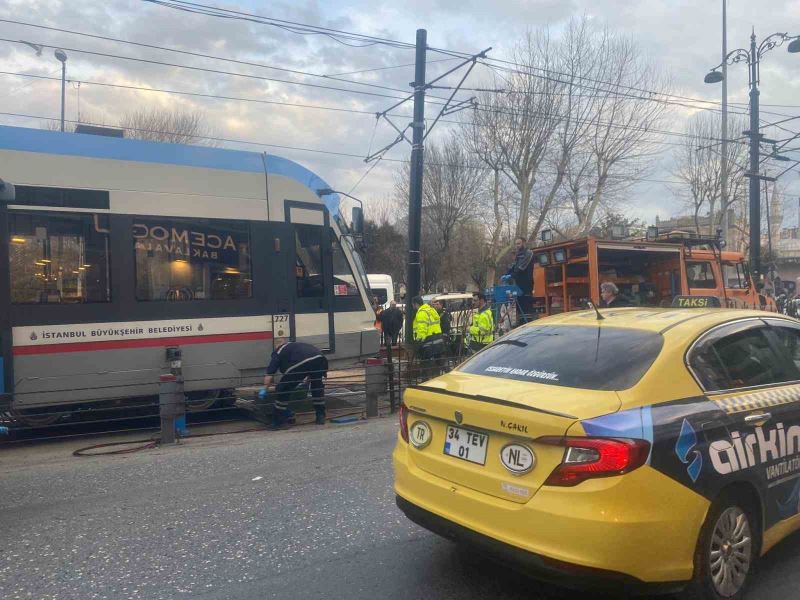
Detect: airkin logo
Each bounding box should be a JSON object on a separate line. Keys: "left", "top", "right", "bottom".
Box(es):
{"left": 676, "top": 418, "right": 703, "bottom": 482}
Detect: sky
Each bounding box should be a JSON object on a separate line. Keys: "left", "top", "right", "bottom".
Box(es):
{"left": 0, "top": 0, "right": 798, "bottom": 228}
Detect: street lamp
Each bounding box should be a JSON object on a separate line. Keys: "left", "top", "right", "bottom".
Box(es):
{"left": 54, "top": 49, "right": 67, "bottom": 132}
{"left": 703, "top": 30, "right": 800, "bottom": 279}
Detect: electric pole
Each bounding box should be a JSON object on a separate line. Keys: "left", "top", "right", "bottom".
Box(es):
{"left": 405, "top": 29, "right": 427, "bottom": 342}
{"left": 747, "top": 32, "right": 761, "bottom": 278}
{"left": 363, "top": 30, "right": 486, "bottom": 341}
{"left": 720, "top": 0, "right": 729, "bottom": 244}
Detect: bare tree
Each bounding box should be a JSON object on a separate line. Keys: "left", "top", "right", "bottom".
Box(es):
{"left": 42, "top": 107, "right": 218, "bottom": 147}
{"left": 557, "top": 29, "right": 671, "bottom": 235}
{"left": 396, "top": 133, "right": 488, "bottom": 290}
{"left": 673, "top": 112, "right": 749, "bottom": 236}
{"left": 535, "top": 18, "right": 611, "bottom": 240}
{"left": 467, "top": 29, "right": 565, "bottom": 250}
{"left": 119, "top": 108, "right": 218, "bottom": 146}
{"left": 467, "top": 20, "right": 671, "bottom": 281}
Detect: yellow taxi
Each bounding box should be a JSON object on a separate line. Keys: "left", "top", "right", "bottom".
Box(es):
{"left": 394, "top": 303, "right": 800, "bottom": 598}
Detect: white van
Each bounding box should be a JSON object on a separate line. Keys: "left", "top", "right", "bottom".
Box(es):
{"left": 367, "top": 274, "right": 394, "bottom": 309}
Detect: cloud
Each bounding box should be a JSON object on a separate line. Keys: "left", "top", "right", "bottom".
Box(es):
{"left": 0, "top": 0, "right": 797, "bottom": 226}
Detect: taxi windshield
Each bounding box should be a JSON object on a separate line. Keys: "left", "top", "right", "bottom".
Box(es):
{"left": 459, "top": 325, "right": 663, "bottom": 391}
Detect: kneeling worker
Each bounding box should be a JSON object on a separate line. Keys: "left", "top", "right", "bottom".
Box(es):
{"left": 263, "top": 338, "right": 328, "bottom": 427}
{"left": 467, "top": 292, "right": 494, "bottom": 353}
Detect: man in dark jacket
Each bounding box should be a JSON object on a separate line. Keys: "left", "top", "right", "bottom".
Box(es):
{"left": 263, "top": 339, "right": 328, "bottom": 427}
{"left": 381, "top": 300, "right": 404, "bottom": 346}
{"left": 600, "top": 282, "right": 633, "bottom": 308}
{"left": 504, "top": 237, "right": 534, "bottom": 324}
{"left": 434, "top": 301, "right": 452, "bottom": 336}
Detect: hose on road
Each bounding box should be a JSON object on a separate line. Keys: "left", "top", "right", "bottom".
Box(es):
{"left": 72, "top": 408, "right": 366, "bottom": 457}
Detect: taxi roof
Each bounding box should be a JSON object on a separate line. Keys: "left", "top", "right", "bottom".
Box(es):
{"left": 538, "top": 307, "right": 785, "bottom": 337}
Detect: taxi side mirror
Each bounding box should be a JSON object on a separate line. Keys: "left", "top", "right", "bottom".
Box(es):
{"left": 351, "top": 206, "right": 364, "bottom": 236}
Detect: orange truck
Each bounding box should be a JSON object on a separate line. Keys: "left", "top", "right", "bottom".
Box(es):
{"left": 531, "top": 232, "right": 773, "bottom": 316}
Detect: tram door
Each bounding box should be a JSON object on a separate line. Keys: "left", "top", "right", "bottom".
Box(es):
{"left": 0, "top": 184, "right": 13, "bottom": 400}
{"left": 285, "top": 201, "right": 335, "bottom": 353}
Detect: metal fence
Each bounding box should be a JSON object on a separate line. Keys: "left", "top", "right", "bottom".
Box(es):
{"left": 0, "top": 345, "right": 473, "bottom": 448}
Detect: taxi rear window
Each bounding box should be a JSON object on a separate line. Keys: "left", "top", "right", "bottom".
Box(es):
{"left": 459, "top": 325, "right": 663, "bottom": 391}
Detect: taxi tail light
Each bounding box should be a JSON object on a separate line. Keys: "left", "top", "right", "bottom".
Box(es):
{"left": 399, "top": 403, "right": 410, "bottom": 443}
{"left": 538, "top": 437, "right": 650, "bottom": 487}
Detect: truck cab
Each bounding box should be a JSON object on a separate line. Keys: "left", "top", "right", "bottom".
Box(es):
{"left": 531, "top": 232, "right": 773, "bottom": 316}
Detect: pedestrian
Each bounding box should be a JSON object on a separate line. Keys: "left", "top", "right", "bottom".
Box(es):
{"left": 502, "top": 237, "right": 534, "bottom": 324}
{"left": 599, "top": 281, "right": 633, "bottom": 308}
{"left": 434, "top": 300, "right": 452, "bottom": 337}
{"left": 381, "top": 300, "right": 404, "bottom": 346}
{"left": 467, "top": 292, "right": 494, "bottom": 354}
{"left": 373, "top": 298, "right": 385, "bottom": 344}
{"left": 411, "top": 296, "right": 445, "bottom": 381}
{"left": 262, "top": 338, "right": 328, "bottom": 428}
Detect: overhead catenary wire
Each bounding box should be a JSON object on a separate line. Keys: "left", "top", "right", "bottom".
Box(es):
{"left": 3, "top": 110, "right": 789, "bottom": 188}
{"left": 476, "top": 60, "right": 800, "bottom": 122}
{"left": 0, "top": 71, "right": 752, "bottom": 150}
{"left": 135, "top": 0, "right": 800, "bottom": 119}
{"left": 139, "top": 0, "right": 417, "bottom": 50}
{"left": 0, "top": 37, "right": 426, "bottom": 103}
{"left": 0, "top": 29, "right": 777, "bottom": 146}
{"left": 0, "top": 19, "right": 447, "bottom": 97}
{"left": 0, "top": 17, "right": 794, "bottom": 179}
{"left": 9, "top": 16, "right": 767, "bottom": 123}
{"left": 325, "top": 58, "right": 459, "bottom": 77}
{"left": 8, "top": 18, "right": 792, "bottom": 124}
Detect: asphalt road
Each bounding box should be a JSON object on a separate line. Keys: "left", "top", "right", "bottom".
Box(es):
{"left": 2, "top": 418, "right": 800, "bottom": 600}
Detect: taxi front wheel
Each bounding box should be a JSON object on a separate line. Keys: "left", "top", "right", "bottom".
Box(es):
{"left": 689, "top": 492, "right": 756, "bottom": 600}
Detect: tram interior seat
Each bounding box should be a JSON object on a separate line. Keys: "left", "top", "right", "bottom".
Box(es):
{"left": 39, "top": 290, "right": 62, "bottom": 303}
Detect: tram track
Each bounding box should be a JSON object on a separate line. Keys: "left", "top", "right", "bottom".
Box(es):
{"left": 0, "top": 378, "right": 372, "bottom": 445}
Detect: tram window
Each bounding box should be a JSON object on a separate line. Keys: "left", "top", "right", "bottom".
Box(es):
{"left": 295, "top": 224, "right": 325, "bottom": 298}
{"left": 134, "top": 217, "right": 252, "bottom": 301}
{"left": 686, "top": 261, "right": 717, "bottom": 289}
{"left": 9, "top": 212, "right": 111, "bottom": 304}
{"left": 331, "top": 231, "right": 360, "bottom": 297}
{"left": 13, "top": 185, "right": 110, "bottom": 209}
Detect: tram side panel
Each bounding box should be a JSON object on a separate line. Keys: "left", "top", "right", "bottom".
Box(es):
{"left": 14, "top": 316, "right": 272, "bottom": 408}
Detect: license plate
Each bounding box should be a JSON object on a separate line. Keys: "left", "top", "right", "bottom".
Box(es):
{"left": 444, "top": 425, "right": 488, "bottom": 465}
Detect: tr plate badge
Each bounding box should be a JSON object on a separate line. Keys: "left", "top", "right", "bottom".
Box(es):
{"left": 409, "top": 421, "right": 432, "bottom": 449}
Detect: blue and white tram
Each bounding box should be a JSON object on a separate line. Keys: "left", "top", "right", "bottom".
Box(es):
{"left": 0, "top": 125, "right": 380, "bottom": 422}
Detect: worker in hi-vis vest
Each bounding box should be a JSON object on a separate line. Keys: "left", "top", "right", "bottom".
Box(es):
{"left": 412, "top": 296, "right": 444, "bottom": 380}
{"left": 467, "top": 292, "right": 494, "bottom": 354}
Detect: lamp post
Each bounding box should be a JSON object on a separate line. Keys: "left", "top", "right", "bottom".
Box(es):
{"left": 54, "top": 49, "right": 67, "bottom": 132}
{"left": 704, "top": 30, "right": 800, "bottom": 279}
{"left": 720, "top": 0, "right": 729, "bottom": 246}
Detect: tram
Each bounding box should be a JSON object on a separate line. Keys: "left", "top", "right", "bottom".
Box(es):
{"left": 0, "top": 125, "right": 380, "bottom": 423}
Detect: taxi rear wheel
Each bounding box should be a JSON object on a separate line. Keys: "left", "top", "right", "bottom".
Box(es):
{"left": 690, "top": 492, "right": 757, "bottom": 600}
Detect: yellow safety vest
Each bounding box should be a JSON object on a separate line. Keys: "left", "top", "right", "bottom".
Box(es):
{"left": 469, "top": 306, "right": 494, "bottom": 345}
{"left": 413, "top": 303, "right": 442, "bottom": 342}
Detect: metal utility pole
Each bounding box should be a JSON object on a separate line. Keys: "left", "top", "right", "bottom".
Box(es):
{"left": 405, "top": 28, "right": 427, "bottom": 342}
{"left": 363, "top": 31, "right": 487, "bottom": 342}
{"left": 747, "top": 32, "right": 761, "bottom": 277}
{"left": 720, "top": 0, "right": 729, "bottom": 245}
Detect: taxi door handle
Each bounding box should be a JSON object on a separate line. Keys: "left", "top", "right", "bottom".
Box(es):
{"left": 744, "top": 412, "right": 772, "bottom": 426}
